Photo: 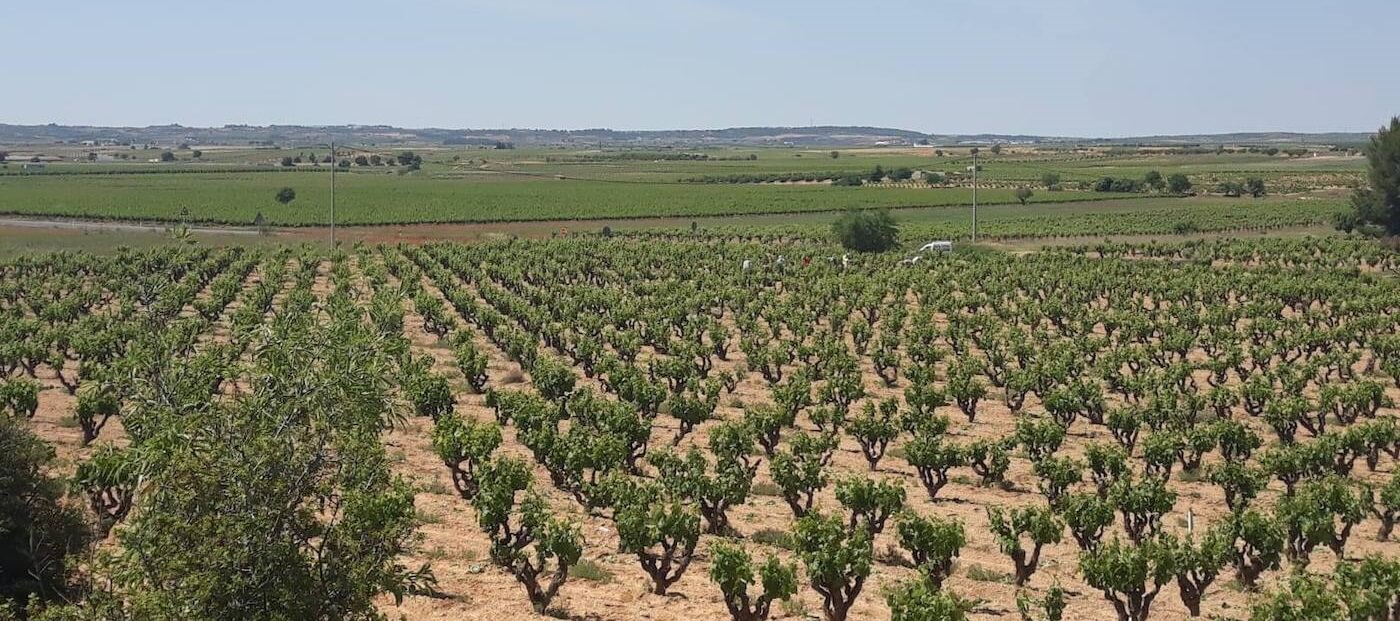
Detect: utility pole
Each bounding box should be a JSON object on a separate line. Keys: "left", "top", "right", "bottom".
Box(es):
{"left": 329, "top": 140, "right": 336, "bottom": 248}
{"left": 971, "top": 149, "right": 978, "bottom": 242}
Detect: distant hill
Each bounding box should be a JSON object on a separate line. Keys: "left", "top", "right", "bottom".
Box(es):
{"left": 0, "top": 123, "right": 1372, "bottom": 148}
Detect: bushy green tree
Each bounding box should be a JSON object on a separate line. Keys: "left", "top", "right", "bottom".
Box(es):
{"left": 835, "top": 476, "right": 905, "bottom": 536}
{"left": 1, "top": 417, "right": 89, "bottom": 608}
{"left": 1167, "top": 173, "right": 1192, "bottom": 194}
{"left": 1348, "top": 117, "right": 1400, "bottom": 234}
{"left": 431, "top": 413, "right": 502, "bottom": 499}
{"left": 1157, "top": 527, "right": 1232, "bottom": 617}
{"left": 795, "top": 512, "right": 873, "bottom": 621}
{"left": 988, "top": 504, "right": 1063, "bottom": 586}
{"left": 709, "top": 541, "right": 798, "bottom": 621}
{"left": 832, "top": 209, "right": 899, "bottom": 253}
{"left": 770, "top": 432, "right": 837, "bottom": 518}
{"left": 895, "top": 512, "right": 965, "bottom": 589}
{"left": 886, "top": 580, "right": 974, "bottom": 621}
{"left": 1079, "top": 538, "right": 1173, "bottom": 621}
{"left": 615, "top": 495, "right": 701, "bottom": 595}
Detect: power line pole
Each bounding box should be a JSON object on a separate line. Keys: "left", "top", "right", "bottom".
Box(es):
{"left": 329, "top": 140, "right": 336, "bottom": 248}
{"left": 971, "top": 149, "right": 978, "bottom": 242}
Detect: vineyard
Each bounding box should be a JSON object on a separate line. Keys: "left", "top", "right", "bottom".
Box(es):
{"left": 6, "top": 234, "right": 1400, "bottom": 621}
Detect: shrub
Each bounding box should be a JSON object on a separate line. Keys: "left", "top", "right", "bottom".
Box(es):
{"left": 0, "top": 378, "right": 40, "bottom": 418}
{"left": 431, "top": 414, "right": 502, "bottom": 499}
{"left": 848, "top": 399, "right": 901, "bottom": 470}
{"left": 886, "top": 580, "right": 974, "bottom": 621}
{"left": 832, "top": 209, "right": 898, "bottom": 253}
{"left": 895, "top": 512, "right": 965, "bottom": 589}
{"left": 1078, "top": 538, "right": 1173, "bottom": 621}
{"left": 614, "top": 496, "right": 701, "bottom": 595}
{"left": 1109, "top": 475, "right": 1176, "bottom": 543}
{"left": 770, "top": 432, "right": 836, "bottom": 518}
{"left": 835, "top": 477, "right": 905, "bottom": 536}
{"left": 0, "top": 417, "right": 89, "bottom": 607}
{"left": 1058, "top": 491, "right": 1114, "bottom": 552}
{"left": 72, "top": 444, "right": 136, "bottom": 538}
{"left": 475, "top": 458, "right": 582, "bottom": 613}
{"left": 709, "top": 541, "right": 798, "bottom": 621}
{"left": 987, "top": 504, "right": 1063, "bottom": 586}
{"left": 1156, "top": 527, "right": 1232, "bottom": 617}
{"left": 904, "top": 429, "right": 963, "bottom": 500}
{"left": 795, "top": 512, "right": 873, "bottom": 621}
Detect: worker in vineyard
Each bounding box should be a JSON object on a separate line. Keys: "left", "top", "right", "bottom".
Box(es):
{"left": 741, "top": 259, "right": 752, "bottom": 272}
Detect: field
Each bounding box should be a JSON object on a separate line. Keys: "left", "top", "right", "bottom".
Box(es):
{"left": 6, "top": 232, "right": 1400, "bottom": 621}
{"left": 0, "top": 144, "right": 1365, "bottom": 226}
{"left": 0, "top": 172, "right": 1125, "bottom": 225}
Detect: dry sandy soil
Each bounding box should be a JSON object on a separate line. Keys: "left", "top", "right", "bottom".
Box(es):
{"left": 17, "top": 249, "right": 1399, "bottom": 621}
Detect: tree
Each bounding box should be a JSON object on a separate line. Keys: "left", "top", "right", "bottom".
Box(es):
{"left": 848, "top": 399, "right": 900, "bottom": 470}
{"left": 1016, "top": 187, "right": 1034, "bottom": 205}
{"left": 709, "top": 541, "right": 798, "bottom": 621}
{"left": 771, "top": 432, "right": 836, "bottom": 518}
{"left": 830, "top": 151, "right": 840, "bottom": 159}
{"left": 432, "top": 414, "right": 502, "bottom": 499}
{"left": 1167, "top": 173, "right": 1193, "bottom": 194}
{"left": 73, "top": 444, "right": 136, "bottom": 537}
{"left": 831, "top": 209, "right": 898, "bottom": 253}
{"left": 475, "top": 459, "right": 581, "bottom": 613}
{"left": 1348, "top": 116, "right": 1400, "bottom": 234}
{"left": 1245, "top": 177, "right": 1267, "bottom": 198}
{"left": 159, "top": 150, "right": 176, "bottom": 162}
{"left": 795, "top": 512, "right": 873, "bottom": 621}
{"left": 0, "top": 417, "right": 89, "bottom": 609}
{"left": 1143, "top": 170, "right": 1164, "bottom": 191}
{"left": 99, "top": 324, "right": 431, "bottom": 619}
{"left": 1157, "top": 527, "right": 1232, "bottom": 617}
{"left": 990, "top": 144, "right": 1003, "bottom": 155}
{"left": 987, "top": 504, "right": 1063, "bottom": 586}
{"left": 835, "top": 477, "right": 905, "bottom": 536}
{"left": 886, "top": 580, "right": 974, "bottom": 621}
{"left": 354, "top": 155, "right": 369, "bottom": 166}
{"left": 280, "top": 156, "right": 294, "bottom": 167}
{"left": 896, "top": 512, "right": 965, "bottom": 589}
{"left": 191, "top": 150, "right": 202, "bottom": 159}
{"left": 1079, "top": 538, "right": 1173, "bottom": 621}
{"left": 1058, "top": 491, "right": 1114, "bottom": 551}
{"left": 615, "top": 495, "right": 701, "bottom": 595}
{"left": 1041, "top": 172, "right": 1061, "bottom": 190}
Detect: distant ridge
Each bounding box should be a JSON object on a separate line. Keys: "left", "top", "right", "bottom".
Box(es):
{"left": 0, "top": 123, "right": 1371, "bottom": 148}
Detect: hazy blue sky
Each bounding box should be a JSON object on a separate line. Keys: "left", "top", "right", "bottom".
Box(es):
{"left": 4, "top": 0, "right": 1396, "bottom": 136}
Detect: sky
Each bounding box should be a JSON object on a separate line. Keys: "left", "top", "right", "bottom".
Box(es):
{"left": 3, "top": 0, "right": 1397, "bottom": 137}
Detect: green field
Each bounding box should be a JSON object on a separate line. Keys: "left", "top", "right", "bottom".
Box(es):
{"left": 0, "top": 171, "right": 1137, "bottom": 225}
{"left": 621, "top": 196, "right": 1347, "bottom": 242}
{"left": 0, "top": 144, "right": 1365, "bottom": 227}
